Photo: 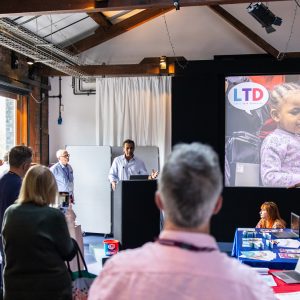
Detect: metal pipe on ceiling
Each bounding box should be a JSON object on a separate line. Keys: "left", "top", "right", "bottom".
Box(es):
{"left": 0, "top": 18, "right": 87, "bottom": 77}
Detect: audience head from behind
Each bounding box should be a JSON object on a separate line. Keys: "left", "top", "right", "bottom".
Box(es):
{"left": 17, "top": 164, "right": 58, "bottom": 206}
{"left": 8, "top": 145, "right": 33, "bottom": 178}
{"left": 256, "top": 201, "right": 286, "bottom": 229}
{"left": 156, "top": 142, "right": 223, "bottom": 231}
{"left": 89, "top": 142, "right": 276, "bottom": 300}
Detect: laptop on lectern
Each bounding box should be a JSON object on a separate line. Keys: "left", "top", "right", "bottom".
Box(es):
{"left": 272, "top": 212, "right": 299, "bottom": 239}
{"left": 271, "top": 259, "right": 300, "bottom": 283}
{"left": 129, "top": 175, "right": 149, "bottom": 180}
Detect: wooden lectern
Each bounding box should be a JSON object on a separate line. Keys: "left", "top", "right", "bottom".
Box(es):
{"left": 113, "top": 180, "right": 160, "bottom": 250}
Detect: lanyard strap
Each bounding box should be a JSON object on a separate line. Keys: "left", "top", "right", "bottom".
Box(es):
{"left": 60, "top": 165, "right": 70, "bottom": 181}
{"left": 157, "top": 238, "right": 217, "bottom": 252}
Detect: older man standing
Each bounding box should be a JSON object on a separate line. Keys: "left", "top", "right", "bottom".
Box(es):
{"left": 89, "top": 142, "right": 275, "bottom": 300}
{"left": 50, "top": 149, "right": 74, "bottom": 203}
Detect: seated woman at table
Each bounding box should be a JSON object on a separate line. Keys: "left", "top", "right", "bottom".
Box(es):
{"left": 256, "top": 201, "right": 286, "bottom": 229}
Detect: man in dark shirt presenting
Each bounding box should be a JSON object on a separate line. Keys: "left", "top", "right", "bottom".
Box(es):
{"left": 0, "top": 145, "right": 32, "bottom": 298}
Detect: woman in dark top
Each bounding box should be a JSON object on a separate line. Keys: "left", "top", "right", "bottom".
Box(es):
{"left": 1, "top": 165, "right": 77, "bottom": 300}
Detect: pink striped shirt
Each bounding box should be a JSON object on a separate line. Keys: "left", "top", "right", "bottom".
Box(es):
{"left": 88, "top": 230, "right": 275, "bottom": 300}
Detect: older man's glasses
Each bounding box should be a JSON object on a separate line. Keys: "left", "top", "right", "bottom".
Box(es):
{"left": 60, "top": 154, "right": 70, "bottom": 158}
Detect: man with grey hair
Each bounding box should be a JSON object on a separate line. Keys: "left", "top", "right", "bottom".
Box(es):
{"left": 88, "top": 142, "right": 275, "bottom": 300}
{"left": 50, "top": 149, "right": 74, "bottom": 203}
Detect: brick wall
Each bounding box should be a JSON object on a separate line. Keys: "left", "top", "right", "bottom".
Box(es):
{"left": 0, "top": 46, "right": 49, "bottom": 165}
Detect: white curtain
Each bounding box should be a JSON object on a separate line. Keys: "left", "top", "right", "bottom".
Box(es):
{"left": 95, "top": 76, "right": 172, "bottom": 168}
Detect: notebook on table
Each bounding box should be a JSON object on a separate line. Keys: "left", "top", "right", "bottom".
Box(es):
{"left": 271, "top": 259, "right": 300, "bottom": 283}
{"left": 272, "top": 212, "right": 299, "bottom": 239}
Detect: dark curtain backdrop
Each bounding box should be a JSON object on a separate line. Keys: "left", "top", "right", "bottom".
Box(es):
{"left": 171, "top": 55, "right": 300, "bottom": 242}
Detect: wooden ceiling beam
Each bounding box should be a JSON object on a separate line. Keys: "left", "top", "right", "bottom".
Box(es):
{"left": 140, "top": 56, "right": 186, "bottom": 64}
{"left": 0, "top": 0, "right": 288, "bottom": 16}
{"left": 87, "top": 12, "right": 112, "bottom": 30}
{"left": 209, "top": 5, "right": 280, "bottom": 58}
{"left": 40, "top": 63, "right": 163, "bottom": 76}
{"left": 68, "top": 7, "right": 174, "bottom": 53}
{"left": 284, "top": 52, "right": 300, "bottom": 59}
{"left": 38, "top": 56, "right": 183, "bottom": 76}
{"left": 94, "top": 0, "right": 287, "bottom": 10}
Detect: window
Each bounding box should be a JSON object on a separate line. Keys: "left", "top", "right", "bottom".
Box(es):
{"left": 0, "top": 92, "right": 28, "bottom": 159}
{"left": 0, "top": 96, "right": 16, "bottom": 158}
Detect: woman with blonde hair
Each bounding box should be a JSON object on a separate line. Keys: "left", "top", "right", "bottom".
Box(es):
{"left": 256, "top": 201, "right": 286, "bottom": 229}
{"left": 1, "top": 165, "right": 76, "bottom": 300}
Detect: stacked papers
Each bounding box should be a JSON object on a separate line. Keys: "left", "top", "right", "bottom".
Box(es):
{"left": 261, "top": 275, "right": 277, "bottom": 287}
{"left": 242, "top": 238, "right": 262, "bottom": 247}
{"left": 260, "top": 229, "right": 283, "bottom": 233}
{"left": 275, "top": 292, "right": 300, "bottom": 300}
{"left": 279, "top": 249, "right": 300, "bottom": 253}
{"left": 240, "top": 250, "right": 276, "bottom": 261}
{"left": 278, "top": 247, "right": 300, "bottom": 258}
{"left": 275, "top": 239, "right": 300, "bottom": 248}
{"left": 278, "top": 253, "right": 300, "bottom": 259}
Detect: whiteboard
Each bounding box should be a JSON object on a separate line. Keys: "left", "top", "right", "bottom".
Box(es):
{"left": 67, "top": 145, "right": 111, "bottom": 233}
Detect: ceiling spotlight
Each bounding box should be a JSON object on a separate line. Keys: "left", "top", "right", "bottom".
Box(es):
{"left": 26, "top": 58, "right": 34, "bottom": 65}
{"left": 173, "top": 1, "right": 180, "bottom": 10}
{"left": 247, "top": 3, "right": 282, "bottom": 34}
{"left": 159, "top": 56, "right": 167, "bottom": 70}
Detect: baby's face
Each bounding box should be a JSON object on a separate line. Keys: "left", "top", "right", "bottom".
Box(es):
{"left": 275, "top": 92, "right": 300, "bottom": 134}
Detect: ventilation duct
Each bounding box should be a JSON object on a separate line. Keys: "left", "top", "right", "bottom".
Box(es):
{"left": 0, "top": 18, "right": 87, "bottom": 77}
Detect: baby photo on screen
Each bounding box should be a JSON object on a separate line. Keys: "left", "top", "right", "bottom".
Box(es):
{"left": 225, "top": 74, "right": 300, "bottom": 188}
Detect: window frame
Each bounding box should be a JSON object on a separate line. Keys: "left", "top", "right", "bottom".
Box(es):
{"left": 0, "top": 90, "right": 29, "bottom": 147}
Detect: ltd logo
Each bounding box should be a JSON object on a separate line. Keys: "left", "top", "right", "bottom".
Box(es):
{"left": 108, "top": 244, "right": 116, "bottom": 250}
{"left": 228, "top": 82, "right": 269, "bottom": 115}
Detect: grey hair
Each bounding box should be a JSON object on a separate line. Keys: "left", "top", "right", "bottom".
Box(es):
{"left": 56, "top": 149, "right": 66, "bottom": 159}
{"left": 270, "top": 82, "right": 300, "bottom": 109}
{"left": 158, "top": 142, "right": 223, "bottom": 228}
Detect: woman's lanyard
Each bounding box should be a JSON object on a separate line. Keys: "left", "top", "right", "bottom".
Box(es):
{"left": 157, "top": 238, "right": 217, "bottom": 252}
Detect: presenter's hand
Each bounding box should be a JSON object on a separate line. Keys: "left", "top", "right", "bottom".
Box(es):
{"left": 150, "top": 169, "right": 159, "bottom": 179}
{"left": 111, "top": 181, "right": 117, "bottom": 191}
{"left": 287, "top": 183, "right": 300, "bottom": 189}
